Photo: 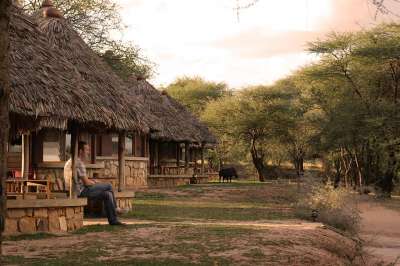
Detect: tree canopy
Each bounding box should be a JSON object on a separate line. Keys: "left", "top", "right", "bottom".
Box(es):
{"left": 182, "top": 22, "right": 400, "bottom": 195}
{"left": 165, "top": 77, "right": 228, "bottom": 116}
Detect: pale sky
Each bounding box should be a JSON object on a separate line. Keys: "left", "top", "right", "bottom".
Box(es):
{"left": 116, "top": 0, "right": 399, "bottom": 89}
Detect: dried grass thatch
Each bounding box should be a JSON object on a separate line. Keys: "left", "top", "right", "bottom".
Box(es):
{"left": 10, "top": 5, "right": 82, "bottom": 131}
{"left": 33, "top": 2, "right": 157, "bottom": 132}
{"left": 128, "top": 78, "right": 217, "bottom": 144}
{"left": 9, "top": 3, "right": 154, "bottom": 133}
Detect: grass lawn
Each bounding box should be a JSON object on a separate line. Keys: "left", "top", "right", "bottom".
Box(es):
{"left": 126, "top": 181, "right": 297, "bottom": 222}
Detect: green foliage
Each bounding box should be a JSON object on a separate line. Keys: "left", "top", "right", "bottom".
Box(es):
{"left": 165, "top": 76, "right": 228, "bottom": 116}
{"left": 202, "top": 82, "right": 309, "bottom": 180}
{"left": 303, "top": 24, "right": 400, "bottom": 193}
{"left": 101, "top": 43, "right": 155, "bottom": 80}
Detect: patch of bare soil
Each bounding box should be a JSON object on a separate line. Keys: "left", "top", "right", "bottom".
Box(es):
{"left": 359, "top": 202, "right": 400, "bottom": 265}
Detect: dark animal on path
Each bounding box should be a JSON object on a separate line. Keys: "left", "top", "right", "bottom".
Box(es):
{"left": 219, "top": 167, "right": 238, "bottom": 183}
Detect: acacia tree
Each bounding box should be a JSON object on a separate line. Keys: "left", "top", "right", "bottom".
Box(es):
{"left": 166, "top": 77, "right": 228, "bottom": 117}
{"left": 271, "top": 77, "right": 315, "bottom": 178}
{"left": 101, "top": 44, "right": 155, "bottom": 80}
{"left": 0, "top": 0, "right": 11, "bottom": 258}
{"left": 202, "top": 85, "right": 298, "bottom": 181}
{"left": 301, "top": 25, "right": 400, "bottom": 195}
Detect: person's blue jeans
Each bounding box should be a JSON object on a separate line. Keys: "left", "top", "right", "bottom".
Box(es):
{"left": 80, "top": 183, "right": 118, "bottom": 224}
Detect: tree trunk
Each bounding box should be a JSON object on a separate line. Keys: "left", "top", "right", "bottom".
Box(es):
{"left": 354, "top": 152, "right": 363, "bottom": 189}
{"left": 380, "top": 147, "right": 396, "bottom": 197}
{"left": 250, "top": 137, "right": 266, "bottom": 182}
{"left": 0, "top": 0, "right": 11, "bottom": 258}
{"left": 333, "top": 157, "right": 341, "bottom": 188}
{"left": 340, "top": 147, "right": 352, "bottom": 189}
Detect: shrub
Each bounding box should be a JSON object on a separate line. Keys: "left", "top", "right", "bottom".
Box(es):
{"left": 296, "top": 182, "right": 360, "bottom": 234}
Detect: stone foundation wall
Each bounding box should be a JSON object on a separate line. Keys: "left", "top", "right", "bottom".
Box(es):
{"left": 194, "top": 176, "right": 209, "bottom": 184}
{"left": 148, "top": 176, "right": 190, "bottom": 188}
{"left": 5, "top": 206, "right": 84, "bottom": 235}
{"left": 97, "top": 158, "right": 148, "bottom": 189}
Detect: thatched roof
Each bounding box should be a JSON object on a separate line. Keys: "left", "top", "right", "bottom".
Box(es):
{"left": 10, "top": 5, "right": 84, "bottom": 131}
{"left": 128, "top": 78, "right": 217, "bottom": 144}
{"left": 15, "top": 2, "right": 154, "bottom": 133}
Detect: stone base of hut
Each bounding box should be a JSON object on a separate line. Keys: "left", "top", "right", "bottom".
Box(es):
{"left": 4, "top": 198, "right": 87, "bottom": 235}
{"left": 147, "top": 175, "right": 209, "bottom": 188}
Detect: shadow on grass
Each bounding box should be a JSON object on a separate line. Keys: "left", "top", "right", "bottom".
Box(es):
{"left": 4, "top": 224, "right": 153, "bottom": 243}
{"left": 73, "top": 224, "right": 153, "bottom": 235}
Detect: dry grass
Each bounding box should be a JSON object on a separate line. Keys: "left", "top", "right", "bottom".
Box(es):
{"left": 296, "top": 182, "right": 361, "bottom": 235}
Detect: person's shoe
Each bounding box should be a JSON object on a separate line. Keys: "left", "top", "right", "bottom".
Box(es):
{"left": 110, "top": 221, "right": 126, "bottom": 226}
{"left": 116, "top": 207, "right": 128, "bottom": 215}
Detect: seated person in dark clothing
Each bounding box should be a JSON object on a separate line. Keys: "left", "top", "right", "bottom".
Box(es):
{"left": 64, "top": 141, "right": 125, "bottom": 226}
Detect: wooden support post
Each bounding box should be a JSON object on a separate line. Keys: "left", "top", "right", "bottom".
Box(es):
{"left": 118, "top": 132, "right": 126, "bottom": 192}
{"left": 193, "top": 147, "right": 197, "bottom": 173}
{"left": 154, "top": 141, "right": 159, "bottom": 174}
{"left": 201, "top": 143, "right": 205, "bottom": 175}
{"left": 60, "top": 131, "right": 66, "bottom": 161}
{"left": 185, "top": 142, "right": 189, "bottom": 174}
{"left": 91, "top": 134, "right": 96, "bottom": 164}
{"left": 70, "top": 126, "right": 79, "bottom": 199}
{"left": 21, "top": 134, "right": 30, "bottom": 179}
{"left": 176, "top": 142, "right": 181, "bottom": 172}
{"left": 145, "top": 135, "right": 149, "bottom": 157}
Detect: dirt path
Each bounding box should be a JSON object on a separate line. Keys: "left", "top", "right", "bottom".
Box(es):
{"left": 84, "top": 218, "right": 323, "bottom": 230}
{"left": 359, "top": 201, "right": 400, "bottom": 265}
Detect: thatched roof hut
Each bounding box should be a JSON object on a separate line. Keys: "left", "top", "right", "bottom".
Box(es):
{"left": 24, "top": 1, "right": 155, "bottom": 133}
{"left": 128, "top": 77, "right": 217, "bottom": 144}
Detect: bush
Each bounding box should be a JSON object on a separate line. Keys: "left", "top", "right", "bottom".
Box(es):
{"left": 296, "top": 182, "right": 360, "bottom": 234}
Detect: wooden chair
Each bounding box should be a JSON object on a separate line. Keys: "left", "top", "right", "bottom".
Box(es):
{"left": 26, "top": 176, "right": 51, "bottom": 199}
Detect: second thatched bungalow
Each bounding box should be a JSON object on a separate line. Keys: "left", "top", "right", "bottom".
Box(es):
{"left": 128, "top": 78, "right": 217, "bottom": 188}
